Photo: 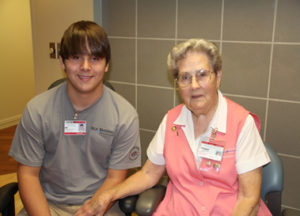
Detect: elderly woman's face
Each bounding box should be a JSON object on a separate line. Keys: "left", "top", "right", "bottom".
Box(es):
{"left": 177, "top": 51, "right": 221, "bottom": 116}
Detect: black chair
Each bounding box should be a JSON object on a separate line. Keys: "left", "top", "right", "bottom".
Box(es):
{"left": 47, "top": 77, "right": 67, "bottom": 89}
{"left": 261, "top": 142, "right": 284, "bottom": 216}
{"left": 119, "top": 142, "right": 284, "bottom": 216}
{"left": 0, "top": 182, "right": 18, "bottom": 216}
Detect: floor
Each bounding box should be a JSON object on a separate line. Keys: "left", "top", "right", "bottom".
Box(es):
{"left": 0, "top": 125, "right": 23, "bottom": 215}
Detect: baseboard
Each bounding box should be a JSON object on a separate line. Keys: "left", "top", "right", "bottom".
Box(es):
{"left": 0, "top": 114, "right": 21, "bottom": 129}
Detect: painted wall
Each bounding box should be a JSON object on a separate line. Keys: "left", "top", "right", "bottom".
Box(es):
{"left": 97, "top": 0, "right": 300, "bottom": 212}
{"left": 0, "top": 0, "right": 35, "bottom": 129}
{"left": 0, "top": 0, "right": 94, "bottom": 128}
{"left": 30, "top": 0, "right": 94, "bottom": 94}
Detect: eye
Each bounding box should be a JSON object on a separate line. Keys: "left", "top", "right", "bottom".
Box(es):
{"left": 70, "top": 55, "right": 80, "bottom": 60}
{"left": 91, "top": 56, "right": 100, "bottom": 61}
{"left": 180, "top": 73, "right": 191, "bottom": 81}
{"left": 196, "top": 69, "right": 210, "bottom": 78}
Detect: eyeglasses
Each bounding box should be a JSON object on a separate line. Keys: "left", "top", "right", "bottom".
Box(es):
{"left": 177, "top": 69, "right": 212, "bottom": 88}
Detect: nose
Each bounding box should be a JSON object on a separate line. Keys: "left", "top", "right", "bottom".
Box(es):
{"left": 191, "top": 76, "right": 201, "bottom": 89}
{"left": 81, "top": 58, "right": 91, "bottom": 71}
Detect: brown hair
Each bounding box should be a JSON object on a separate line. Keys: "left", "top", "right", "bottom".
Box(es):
{"left": 59, "top": 20, "right": 110, "bottom": 64}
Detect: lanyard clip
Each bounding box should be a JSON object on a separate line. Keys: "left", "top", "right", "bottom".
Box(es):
{"left": 212, "top": 128, "right": 218, "bottom": 139}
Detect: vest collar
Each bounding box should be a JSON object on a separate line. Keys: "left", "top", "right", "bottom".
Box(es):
{"left": 174, "top": 91, "right": 227, "bottom": 135}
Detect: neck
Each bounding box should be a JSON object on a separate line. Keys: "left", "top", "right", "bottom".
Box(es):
{"left": 192, "top": 97, "right": 219, "bottom": 138}
{"left": 67, "top": 83, "right": 103, "bottom": 111}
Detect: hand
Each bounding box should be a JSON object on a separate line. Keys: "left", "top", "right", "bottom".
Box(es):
{"left": 75, "top": 192, "right": 113, "bottom": 216}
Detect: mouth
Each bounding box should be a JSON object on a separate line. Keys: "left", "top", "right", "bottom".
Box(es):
{"left": 191, "top": 94, "right": 203, "bottom": 99}
{"left": 78, "top": 75, "right": 93, "bottom": 82}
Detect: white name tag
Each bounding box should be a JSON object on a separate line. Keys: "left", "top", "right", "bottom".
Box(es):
{"left": 64, "top": 120, "right": 86, "bottom": 135}
{"left": 197, "top": 143, "right": 224, "bottom": 161}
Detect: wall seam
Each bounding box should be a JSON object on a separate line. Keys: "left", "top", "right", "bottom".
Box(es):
{"left": 263, "top": 0, "right": 278, "bottom": 141}
{"left": 135, "top": 0, "right": 138, "bottom": 110}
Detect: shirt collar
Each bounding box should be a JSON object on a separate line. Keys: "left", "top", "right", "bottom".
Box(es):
{"left": 209, "top": 90, "right": 227, "bottom": 134}
{"left": 174, "top": 90, "right": 227, "bottom": 134}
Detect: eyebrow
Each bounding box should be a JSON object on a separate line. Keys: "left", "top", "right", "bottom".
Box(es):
{"left": 180, "top": 69, "right": 209, "bottom": 74}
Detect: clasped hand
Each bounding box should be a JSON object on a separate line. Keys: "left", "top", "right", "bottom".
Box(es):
{"left": 75, "top": 191, "right": 113, "bottom": 216}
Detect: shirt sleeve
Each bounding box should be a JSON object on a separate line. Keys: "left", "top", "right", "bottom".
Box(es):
{"left": 9, "top": 104, "right": 45, "bottom": 167}
{"left": 147, "top": 114, "right": 167, "bottom": 165}
{"left": 235, "top": 115, "right": 271, "bottom": 174}
{"left": 108, "top": 112, "right": 142, "bottom": 170}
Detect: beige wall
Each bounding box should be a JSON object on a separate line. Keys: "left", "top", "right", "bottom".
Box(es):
{"left": 0, "top": 0, "right": 35, "bottom": 129}
{"left": 0, "top": 0, "right": 94, "bottom": 128}
{"left": 30, "top": 0, "right": 94, "bottom": 94}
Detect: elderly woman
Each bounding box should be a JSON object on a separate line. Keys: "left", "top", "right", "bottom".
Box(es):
{"left": 76, "top": 39, "right": 272, "bottom": 216}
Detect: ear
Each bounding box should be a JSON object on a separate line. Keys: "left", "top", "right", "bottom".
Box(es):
{"left": 59, "top": 56, "right": 66, "bottom": 71}
{"left": 216, "top": 70, "right": 222, "bottom": 89}
{"left": 104, "top": 62, "right": 109, "bottom": 73}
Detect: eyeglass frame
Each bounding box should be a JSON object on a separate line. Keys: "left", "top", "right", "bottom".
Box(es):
{"left": 176, "top": 69, "right": 214, "bottom": 88}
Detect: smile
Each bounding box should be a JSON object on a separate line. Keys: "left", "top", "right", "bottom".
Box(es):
{"left": 78, "top": 75, "right": 93, "bottom": 81}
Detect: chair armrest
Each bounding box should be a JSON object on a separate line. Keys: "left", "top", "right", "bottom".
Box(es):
{"left": 135, "top": 185, "right": 166, "bottom": 216}
{"left": 118, "top": 195, "right": 139, "bottom": 215}
{"left": 0, "top": 182, "right": 18, "bottom": 214}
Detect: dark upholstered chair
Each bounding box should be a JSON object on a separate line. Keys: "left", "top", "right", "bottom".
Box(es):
{"left": 119, "top": 142, "right": 284, "bottom": 216}
{"left": 0, "top": 182, "right": 18, "bottom": 216}
{"left": 261, "top": 142, "right": 284, "bottom": 216}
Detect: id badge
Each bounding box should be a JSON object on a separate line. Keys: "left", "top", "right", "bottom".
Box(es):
{"left": 197, "top": 137, "right": 225, "bottom": 173}
{"left": 197, "top": 143, "right": 224, "bottom": 162}
{"left": 64, "top": 120, "right": 86, "bottom": 135}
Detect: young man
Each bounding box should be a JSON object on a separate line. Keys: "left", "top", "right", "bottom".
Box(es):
{"left": 9, "top": 20, "right": 141, "bottom": 216}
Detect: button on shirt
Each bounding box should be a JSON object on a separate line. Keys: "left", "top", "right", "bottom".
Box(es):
{"left": 147, "top": 91, "right": 270, "bottom": 174}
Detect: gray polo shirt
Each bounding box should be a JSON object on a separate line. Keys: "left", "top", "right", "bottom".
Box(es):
{"left": 9, "top": 82, "right": 141, "bottom": 204}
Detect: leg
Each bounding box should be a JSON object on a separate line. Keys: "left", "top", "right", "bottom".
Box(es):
{"left": 104, "top": 201, "right": 125, "bottom": 216}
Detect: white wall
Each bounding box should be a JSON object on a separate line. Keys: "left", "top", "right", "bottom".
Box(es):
{"left": 30, "top": 0, "right": 94, "bottom": 93}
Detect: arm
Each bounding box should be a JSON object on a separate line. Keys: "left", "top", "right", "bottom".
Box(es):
{"left": 232, "top": 167, "right": 262, "bottom": 216}
{"left": 76, "top": 168, "right": 128, "bottom": 215}
{"left": 75, "top": 160, "right": 165, "bottom": 216}
{"left": 17, "top": 163, "right": 51, "bottom": 216}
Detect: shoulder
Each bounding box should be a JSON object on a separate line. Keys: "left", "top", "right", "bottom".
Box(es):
{"left": 224, "top": 97, "right": 249, "bottom": 121}
{"left": 168, "top": 104, "right": 184, "bottom": 115}
{"left": 225, "top": 97, "right": 248, "bottom": 113}
{"left": 225, "top": 96, "right": 261, "bottom": 131}
{"left": 166, "top": 104, "right": 184, "bottom": 121}
{"left": 102, "top": 86, "right": 138, "bottom": 119}
{"left": 26, "top": 83, "right": 65, "bottom": 114}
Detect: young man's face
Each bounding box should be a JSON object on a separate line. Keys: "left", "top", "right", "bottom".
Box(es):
{"left": 60, "top": 47, "right": 109, "bottom": 97}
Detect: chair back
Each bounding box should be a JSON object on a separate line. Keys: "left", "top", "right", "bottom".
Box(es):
{"left": 261, "top": 142, "right": 284, "bottom": 216}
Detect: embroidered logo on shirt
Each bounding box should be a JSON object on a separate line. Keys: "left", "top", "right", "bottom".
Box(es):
{"left": 91, "top": 126, "right": 114, "bottom": 136}
{"left": 129, "top": 146, "right": 140, "bottom": 161}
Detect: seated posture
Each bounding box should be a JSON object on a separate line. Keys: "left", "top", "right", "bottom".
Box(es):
{"left": 76, "top": 39, "right": 272, "bottom": 216}
{"left": 9, "top": 21, "right": 141, "bottom": 216}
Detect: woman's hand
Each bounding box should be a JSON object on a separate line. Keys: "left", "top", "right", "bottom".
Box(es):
{"left": 75, "top": 190, "right": 114, "bottom": 216}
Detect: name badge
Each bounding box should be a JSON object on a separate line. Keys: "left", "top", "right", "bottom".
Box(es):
{"left": 197, "top": 143, "right": 224, "bottom": 162}
{"left": 64, "top": 120, "right": 86, "bottom": 135}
